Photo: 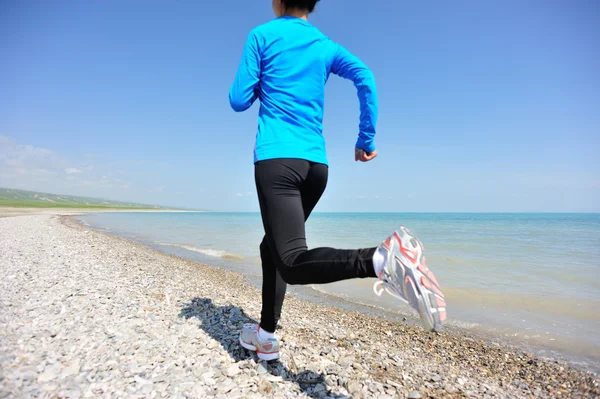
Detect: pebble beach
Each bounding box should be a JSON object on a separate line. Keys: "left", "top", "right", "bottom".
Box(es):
{"left": 1, "top": 212, "right": 598, "bottom": 398}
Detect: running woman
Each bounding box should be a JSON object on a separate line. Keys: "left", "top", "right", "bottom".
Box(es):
{"left": 229, "top": 0, "right": 446, "bottom": 361}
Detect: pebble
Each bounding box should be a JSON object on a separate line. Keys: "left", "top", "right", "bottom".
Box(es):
{"left": 257, "top": 362, "right": 268, "bottom": 375}
{"left": 313, "top": 383, "right": 326, "bottom": 393}
{"left": 225, "top": 364, "right": 240, "bottom": 377}
{"left": 445, "top": 383, "right": 458, "bottom": 393}
{"left": 258, "top": 379, "right": 272, "bottom": 394}
{"left": 408, "top": 391, "right": 421, "bottom": 399}
{"left": 37, "top": 372, "right": 57, "bottom": 383}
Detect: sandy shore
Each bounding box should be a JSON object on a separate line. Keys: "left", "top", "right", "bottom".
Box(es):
{"left": 0, "top": 213, "right": 598, "bottom": 398}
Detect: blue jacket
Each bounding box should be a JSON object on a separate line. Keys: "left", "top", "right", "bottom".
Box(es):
{"left": 229, "top": 16, "right": 378, "bottom": 165}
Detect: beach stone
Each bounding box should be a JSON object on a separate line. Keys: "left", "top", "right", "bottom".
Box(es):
{"left": 217, "top": 378, "right": 234, "bottom": 394}
{"left": 258, "top": 379, "right": 272, "bottom": 394}
{"left": 61, "top": 361, "right": 81, "bottom": 378}
{"left": 178, "top": 381, "right": 195, "bottom": 389}
{"left": 257, "top": 362, "right": 268, "bottom": 375}
{"left": 225, "top": 364, "right": 240, "bottom": 377}
{"left": 37, "top": 372, "right": 57, "bottom": 383}
{"left": 198, "top": 348, "right": 211, "bottom": 356}
{"left": 347, "top": 381, "right": 360, "bottom": 391}
{"left": 313, "top": 383, "right": 326, "bottom": 393}
{"left": 64, "top": 389, "right": 81, "bottom": 399}
{"left": 408, "top": 391, "right": 421, "bottom": 399}
{"left": 445, "top": 384, "right": 458, "bottom": 393}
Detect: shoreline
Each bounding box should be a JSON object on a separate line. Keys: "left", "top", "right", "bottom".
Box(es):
{"left": 0, "top": 206, "right": 202, "bottom": 218}
{"left": 1, "top": 212, "right": 598, "bottom": 398}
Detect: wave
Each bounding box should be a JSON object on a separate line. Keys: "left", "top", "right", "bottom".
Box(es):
{"left": 158, "top": 243, "right": 244, "bottom": 261}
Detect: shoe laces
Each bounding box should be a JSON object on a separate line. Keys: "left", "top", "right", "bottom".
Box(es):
{"left": 373, "top": 279, "right": 409, "bottom": 305}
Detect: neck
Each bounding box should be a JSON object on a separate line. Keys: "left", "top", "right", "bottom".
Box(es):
{"left": 283, "top": 9, "right": 309, "bottom": 21}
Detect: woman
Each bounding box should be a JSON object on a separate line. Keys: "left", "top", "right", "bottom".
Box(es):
{"left": 229, "top": 0, "right": 446, "bottom": 361}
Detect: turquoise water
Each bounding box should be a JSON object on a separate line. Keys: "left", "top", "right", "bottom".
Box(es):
{"left": 78, "top": 212, "right": 600, "bottom": 369}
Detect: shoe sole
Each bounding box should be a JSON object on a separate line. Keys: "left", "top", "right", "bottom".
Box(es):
{"left": 239, "top": 334, "right": 280, "bottom": 361}
{"left": 386, "top": 226, "right": 446, "bottom": 332}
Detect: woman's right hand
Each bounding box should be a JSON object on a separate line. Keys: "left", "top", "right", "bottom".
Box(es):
{"left": 355, "top": 148, "right": 378, "bottom": 162}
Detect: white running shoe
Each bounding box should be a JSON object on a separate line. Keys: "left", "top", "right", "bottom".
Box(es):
{"left": 239, "top": 323, "right": 280, "bottom": 361}
{"left": 373, "top": 226, "right": 447, "bottom": 332}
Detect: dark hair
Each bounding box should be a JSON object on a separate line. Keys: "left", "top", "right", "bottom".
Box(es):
{"left": 281, "top": 0, "right": 319, "bottom": 13}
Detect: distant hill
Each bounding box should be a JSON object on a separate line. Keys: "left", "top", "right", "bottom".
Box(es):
{"left": 0, "top": 187, "right": 175, "bottom": 209}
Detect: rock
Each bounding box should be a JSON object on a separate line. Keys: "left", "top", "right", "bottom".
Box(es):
{"left": 64, "top": 389, "right": 81, "bottom": 399}
{"left": 313, "top": 383, "right": 326, "bottom": 393}
{"left": 348, "top": 381, "right": 362, "bottom": 395}
{"left": 430, "top": 375, "right": 441, "bottom": 382}
{"left": 445, "top": 384, "right": 457, "bottom": 393}
{"left": 178, "top": 381, "right": 195, "bottom": 389}
{"left": 217, "top": 378, "right": 234, "bottom": 394}
{"left": 257, "top": 362, "right": 268, "bottom": 375}
{"left": 258, "top": 379, "right": 272, "bottom": 394}
{"left": 225, "top": 364, "right": 240, "bottom": 377}
{"left": 408, "top": 391, "right": 421, "bottom": 399}
{"left": 155, "top": 382, "right": 169, "bottom": 393}
{"left": 42, "top": 384, "right": 58, "bottom": 392}
{"left": 140, "top": 383, "right": 153, "bottom": 395}
{"left": 135, "top": 376, "right": 153, "bottom": 387}
{"left": 37, "top": 372, "right": 57, "bottom": 383}
{"left": 198, "top": 348, "right": 211, "bottom": 356}
{"left": 61, "top": 361, "right": 81, "bottom": 378}
{"left": 208, "top": 341, "right": 219, "bottom": 349}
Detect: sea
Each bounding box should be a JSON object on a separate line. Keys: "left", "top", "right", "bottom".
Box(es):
{"left": 76, "top": 212, "right": 600, "bottom": 372}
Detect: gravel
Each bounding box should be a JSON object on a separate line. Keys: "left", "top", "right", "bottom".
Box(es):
{"left": 0, "top": 213, "right": 598, "bottom": 398}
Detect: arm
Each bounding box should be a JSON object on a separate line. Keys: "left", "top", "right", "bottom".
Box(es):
{"left": 331, "top": 45, "right": 379, "bottom": 153}
{"left": 229, "top": 31, "right": 261, "bottom": 112}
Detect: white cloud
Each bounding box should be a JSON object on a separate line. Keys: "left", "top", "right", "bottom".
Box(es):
{"left": 0, "top": 137, "right": 62, "bottom": 187}
{"left": 0, "top": 136, "right": 60, "bottom": 173}
{"left": 0, "top": 135, "right": 132, "bottom": 196}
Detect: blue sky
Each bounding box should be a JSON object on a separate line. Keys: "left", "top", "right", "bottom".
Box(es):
{"left": 1, "top": 0, "right": 598, "bottom": 212}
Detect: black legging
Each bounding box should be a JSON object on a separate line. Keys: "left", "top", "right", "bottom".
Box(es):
{"left": 255, "top": 158, "right": 377, "bottom": 332}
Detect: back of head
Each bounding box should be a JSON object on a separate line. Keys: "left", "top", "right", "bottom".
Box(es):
{"left": 280, "top": 0, "right": 319, "bottom": 13}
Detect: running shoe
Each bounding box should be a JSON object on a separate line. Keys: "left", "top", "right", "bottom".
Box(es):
{"left": 373, "top": 226, "right": 446, "bottom": 332}
{"left": 239, "top": 323, "right": 280, "bottom": 361}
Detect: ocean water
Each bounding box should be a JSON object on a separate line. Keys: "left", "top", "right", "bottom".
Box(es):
{"left": 78, "top": 212, "right": 600, "bottom": 370}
